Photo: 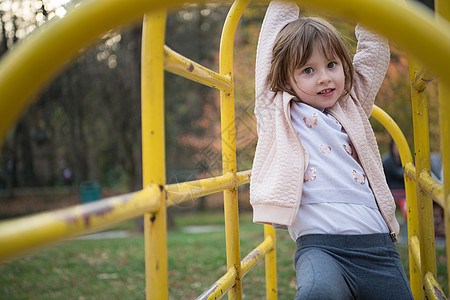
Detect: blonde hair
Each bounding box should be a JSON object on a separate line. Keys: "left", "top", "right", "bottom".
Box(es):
{"left": 268, "top": 17, "right": 354, "bottom": 96}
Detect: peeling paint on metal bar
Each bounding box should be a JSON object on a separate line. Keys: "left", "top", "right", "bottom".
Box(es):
{"left": 196, "top": 267, "right": 237, "bottom": 300}
{"left": 241, "top": 236, "right": 273, "bottom": 277}
{"left": 424, "top": 272, "right": 447, "bottom": 300}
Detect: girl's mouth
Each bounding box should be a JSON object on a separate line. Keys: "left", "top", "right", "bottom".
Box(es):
{"left": 317, "top": 88, "right": 335, "bottom": 95}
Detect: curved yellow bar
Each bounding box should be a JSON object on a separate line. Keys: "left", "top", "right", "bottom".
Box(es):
{"left": 371, "top": 105, "right": 422, "bottom": 297}
{"left": 371, "top": 105, "right": 413, "bottom": 165}
{"left": 219, "top": 0, "right": 251, "bottom": 298}
{"left": 1, "top": 0, "right": 450, "bottom": 143}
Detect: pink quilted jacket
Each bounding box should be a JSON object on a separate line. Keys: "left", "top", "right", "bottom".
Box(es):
{"left": 249, "top": 1, "right": 400, "bottom": 237}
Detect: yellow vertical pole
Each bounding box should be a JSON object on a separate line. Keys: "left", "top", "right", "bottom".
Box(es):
{"left": 141, "top": 10, "right": 168, "bottom": 300}
{"left": 435, "top": 0, "right": 450, "bottom": 291}
{"left": 264, "top": 225, "right": 277, "bottom": 300}
{"left": 409, "top": 59, "right": 437, "bottom": 286}
{"left": 219, "top": 0, "right": 250, "bottom": 298}
{"left": 405, "top": 173, "right": 422, "bottom": 299}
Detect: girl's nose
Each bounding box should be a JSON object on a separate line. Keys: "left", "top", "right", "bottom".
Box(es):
{"left": 317, "top": 70, "right": 332, "bottom": 84}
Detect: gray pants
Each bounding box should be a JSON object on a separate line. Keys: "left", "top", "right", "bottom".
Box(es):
{"left": 294, "top": 234, "right": 413, "bottom": 300}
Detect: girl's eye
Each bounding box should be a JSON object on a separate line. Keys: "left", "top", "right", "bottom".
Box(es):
{"left": 327, "top": 62, "right": 336, "bottom": 68}
{"left": 303, "top": 67, "right": 313, "bottom": 74}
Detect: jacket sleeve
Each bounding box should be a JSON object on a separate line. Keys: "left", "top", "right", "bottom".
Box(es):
{"left": 255, "top": 1, "right": 298, "bottom": 109}
{"left": 351, "top": 25, "right": 390, "bottom": 117}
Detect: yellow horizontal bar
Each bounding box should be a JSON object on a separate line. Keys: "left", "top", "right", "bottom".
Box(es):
{"left": 413, "top": 68, "right": 435, "bottom": 93}
{"left": 198, "top": 234, "right": 274, "bottom": 300}
{"left": 235, "top": 170, "right": 251, "bottom": 185}
{"left": 410, "top": 235, "right": 422, "bottom": 274}
{"left": 241, "top": 235, "right": 274, "bottom": 277}
{"left": 418, "top": 171, "right": 445, "bottom": 207}
{"left": 166, "top": 170, "right": 250, "bottom": 207}
{"left": 164, "top": 46, "right": 232, "bottom": 93}
{"left": 0, "top": 185, "right": 161, "bottom": 261}
{"left": 401, "top": 161, "right": 445, "bottom": 208}
{"left": 424, "top": 272, "right": 447, "bottom": 300}
{"left": 0, "top": 170, "right": 252, "bottom": 261}
{"left": 197, "top": 267, "right": 237, "bottom": 300}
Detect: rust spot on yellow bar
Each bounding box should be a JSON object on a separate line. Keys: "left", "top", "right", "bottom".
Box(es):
{"left": 424, "top": 272, "right": 447, "bottom": 300}
{"left": 82, "top": 205, "right": 114, "bottom": 227}
{"left": 64, "top": 203, "right": 115, "bottom": 227}
{"left": 188, "top": 63, "right": 194, "bottom": 72}
{"left": 433, "top": 286, "right": 446, "bottom": 300}
{"left": 242, "top": 248, "right": 262, "bottom": 264}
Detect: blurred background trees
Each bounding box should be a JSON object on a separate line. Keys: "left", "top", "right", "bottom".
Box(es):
{"left": 0, "top": 0, "right": 441, "bottom": 211}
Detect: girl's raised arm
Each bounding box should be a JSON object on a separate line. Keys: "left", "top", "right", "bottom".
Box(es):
{"left": 255, "top": 1, "right": 298, "bottom": 107}
{"left": 351, "top": 25, "right": 390, "bottom": 117}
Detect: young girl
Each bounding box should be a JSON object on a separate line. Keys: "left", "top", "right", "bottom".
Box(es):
{"left": 250, "top": 1, "right": 413, "bottom": 299}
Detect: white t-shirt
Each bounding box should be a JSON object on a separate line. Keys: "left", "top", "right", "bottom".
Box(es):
{"left": 288, "top": 101, "right": 389, "bottom": 241}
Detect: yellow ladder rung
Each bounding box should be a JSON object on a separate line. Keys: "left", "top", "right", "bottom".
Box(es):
{"left": 164, "top": 45, "right": 232, "bottom": 93}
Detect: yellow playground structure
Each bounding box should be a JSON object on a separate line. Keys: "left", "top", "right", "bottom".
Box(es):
{"left": 0, "top": 0, "right": 450, "bottom": 298}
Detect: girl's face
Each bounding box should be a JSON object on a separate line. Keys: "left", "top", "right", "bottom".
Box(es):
{"left": 289, "top": 47, "right": 345, "bottom": 110}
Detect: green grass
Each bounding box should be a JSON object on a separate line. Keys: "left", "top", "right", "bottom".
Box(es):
{"left": 0, "top": 211, "right": 447, "bottom": 299}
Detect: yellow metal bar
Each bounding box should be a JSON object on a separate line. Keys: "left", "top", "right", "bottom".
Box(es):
{"left": 410, "top": 235, "right": 422, "bottom": 275}
{"left": 0, "top": 170, "right": 251, "bottom": 263}
{"left": 413, "top": 68, "right": 435, "bottom": 93}
{"left": 197, "top": 267, "right": 238, "bottom": 300}
{"left": 219, "top": 0, "right": 250, "bottom": 298}
{"left": 166, "top": 170, "right": 251, "bottom": 206}
{"left": 371, "top": 106, "right": 413, "bottom": 163}
{"left": 371, "top": 106, "right": 421, "bottom": 297}
{"left": 235, "top": 170, "right": 252, "bottom": 186}
{"left": 424, "top": 272, "right": 447, "bottom": 300}
{"left": 141, "top": 10, "right": 168, "bottom": 300}
{"left": 405, "top": 172, "right": 423, "bottom": 298}
{"left": 199, "top": 235, "right": 274, "bottom": 300}
{"left": 403, "top": 157, "right": 423, "bottom": 298}
{"left": 418, "top": 172, "right": 445, "bottom": 207}
{"left": 241, "top": 235, "right": 274, "bottom": 277}
{"left": 163, "top": 46, "right": 232, "bottom": 93}
{"left": 0, "top": 186, "right": 160, "bottom": 262}
{"left": 435, "top": 0, "right": 450, "bottom": 292}
{"left": 409, "top": 59, "right": 437, "bottom": 285}
{"left": 404, "top": 152, "right": 445, "bottom": 209}
{"left": 264, "top": 225, "right": 278, "bottom": 300}
{"left": 404, "top": 161, "right": 417, "bottom": 181}
{"left": 439, "top": 82, "right": 450, "bottom": 300}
